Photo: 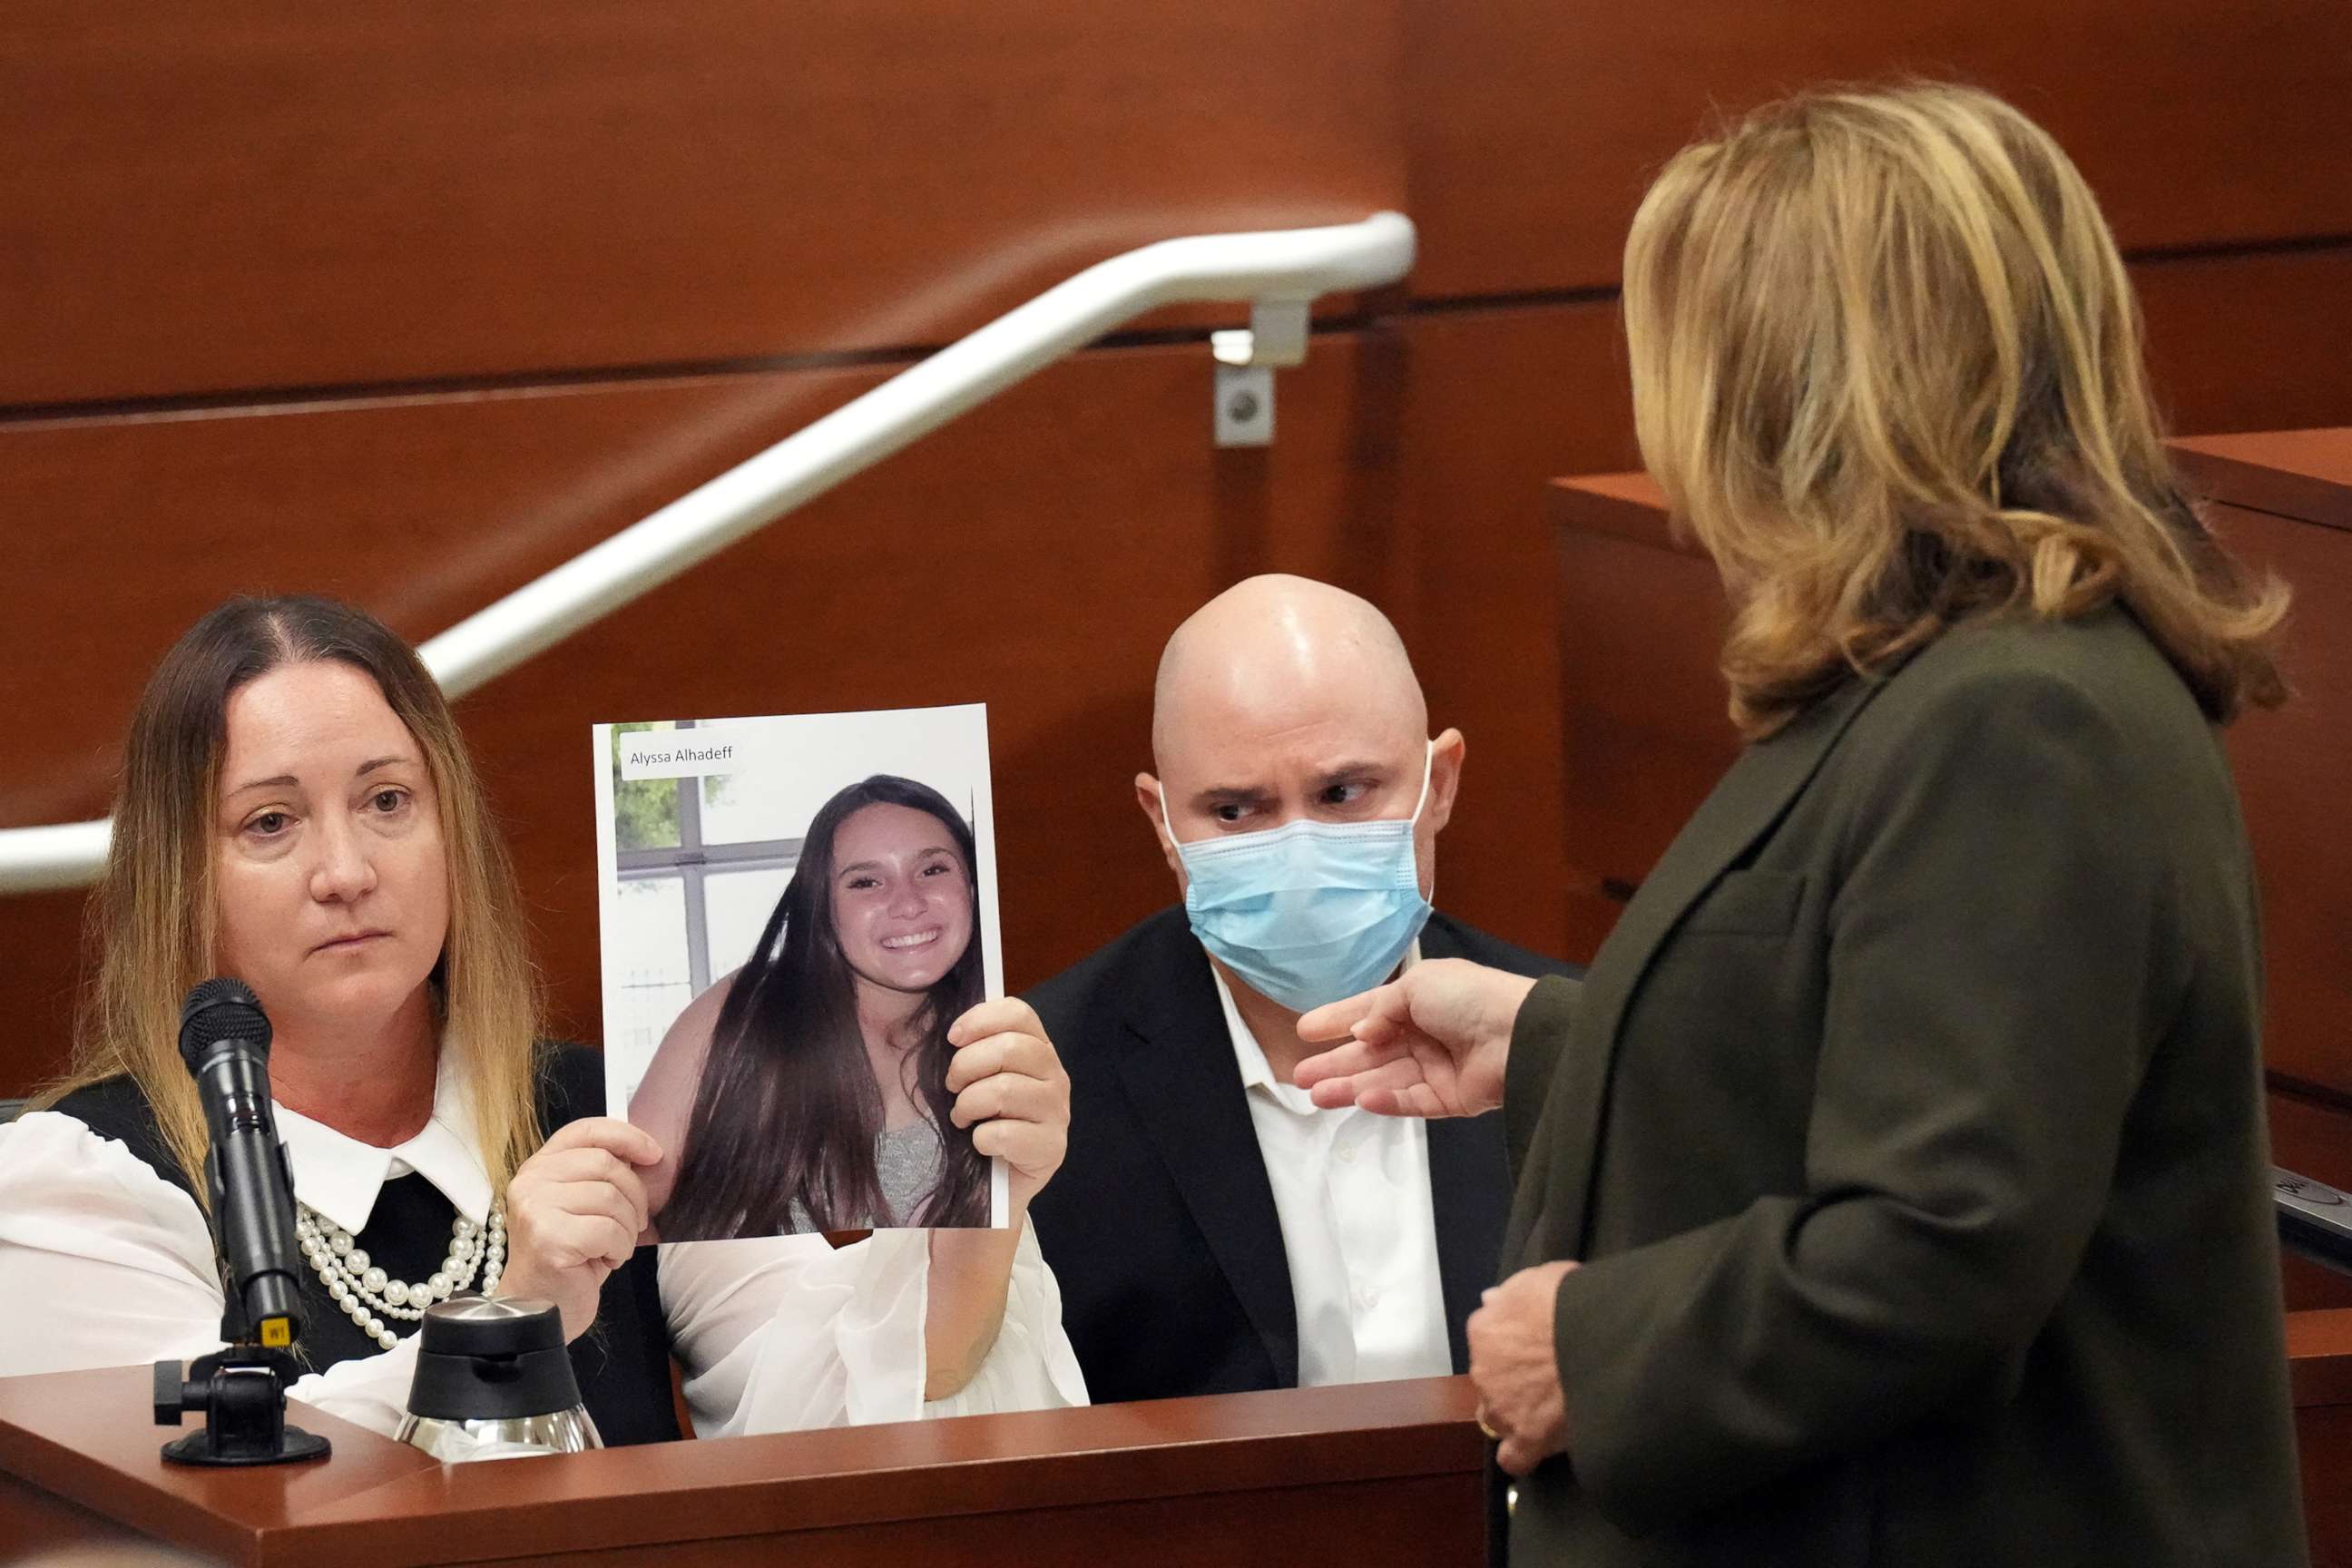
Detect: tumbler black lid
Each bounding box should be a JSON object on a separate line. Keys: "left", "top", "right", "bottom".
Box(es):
{"left": 417, "top": 1296, "right": 564, "bottom": 1357}
{"left": 405, "top": 1298, "right": 583, "bottom": 1421}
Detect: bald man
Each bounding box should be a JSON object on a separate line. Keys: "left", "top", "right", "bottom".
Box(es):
{"left": 1025, "top": 575, "right": 1577, "bottom": 1403}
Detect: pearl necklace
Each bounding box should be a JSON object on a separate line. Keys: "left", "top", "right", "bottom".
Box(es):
{"left": 294, "top": 1200, "right": 506, "bottom": 1352}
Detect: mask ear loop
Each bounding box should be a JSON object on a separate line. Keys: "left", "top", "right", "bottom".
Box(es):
{"left": 1408, "top": 740, "right": 1437, "bottom": 907}
{"left": 1406, "top": 740, "right": 1436, "bottom": 828}
{"left": 1156, "top": 780, "right": 1186, "bottom": 852}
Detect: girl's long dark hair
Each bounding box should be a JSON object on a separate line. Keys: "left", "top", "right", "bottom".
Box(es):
{"left": 654, "top": 775, "right": 989, "bottom": 1238}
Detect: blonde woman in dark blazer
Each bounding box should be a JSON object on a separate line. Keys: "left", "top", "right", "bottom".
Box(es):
{"left": 1298, "top": 84, "right": 2304, "bottom": 1566}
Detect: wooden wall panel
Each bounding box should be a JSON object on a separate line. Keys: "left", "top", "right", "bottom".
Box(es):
{"left": 2140, "top": 245, "right": 2352, "bottom": 438}
{"left": 1405, "top": 0, "right": 2352, "bottom": 299}
{"left": 1545, "top": 495, "right": 1730, "bottom": 964}
{"left": 3, "top": 370, "right": 877, "bottom": 830}
{"left": 2180, "top": 429, "right": 2352, "bottom": 532}
{"left": 0, "top": 1, "right": 1403, "bottom": 407}
{"left": 0, "top": 337, "right": 1409, "bottom": 1095}
{"left": 1394, "top": 301, "right": 1639, "bottom": 961}
{"left": 5, "top": 248, "right": 2321, "bottom": 842}
{"left": 2301, "top": 1405, "right": 2352, "bottom": 1568}
{"left": 2210, "top": 500, "right": 2352, "bottom": 1104}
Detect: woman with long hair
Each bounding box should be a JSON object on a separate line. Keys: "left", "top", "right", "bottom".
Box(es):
{"left": 1297, "top": 84, "right": 2303, "bottom": 1563}
{"left": 636, "top": 775, "right": 995, "bottom": 1238}
{"left": 0, "top": 596, "right": 1083, "bottom": 1437}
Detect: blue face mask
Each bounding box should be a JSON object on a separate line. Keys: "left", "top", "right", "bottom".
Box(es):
{"left": 1162, "top": 744, "right": 1436, "bottom": 1014}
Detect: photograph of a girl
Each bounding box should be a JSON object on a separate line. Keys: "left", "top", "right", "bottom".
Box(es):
{"left": 629, "top": 775, "right": 999, "bottom": 1238}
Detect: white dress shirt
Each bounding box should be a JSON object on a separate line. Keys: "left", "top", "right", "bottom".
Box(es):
{"left": 0, "top": 1052, "right": 1085, "bottom": 1436}
{"left": 1210, "top": 946, "right": 1453, "bottom": 1387}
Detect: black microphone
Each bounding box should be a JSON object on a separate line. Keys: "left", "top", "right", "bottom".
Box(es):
{"left": 179, "top": 979, "right": 303, "bottom": 1349}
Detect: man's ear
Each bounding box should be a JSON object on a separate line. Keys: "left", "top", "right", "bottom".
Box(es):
{"left": 1135, "top": 772, "right": 1184, "bottom": 880}
{"left": 1425, "top": 728, "right": 1467, "bottom": 834}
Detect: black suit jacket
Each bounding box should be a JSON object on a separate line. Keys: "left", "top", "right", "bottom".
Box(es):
{"left": 1500, "top": 610, "right": 2304, "bottom": 1566}
{"left": 1027, "top": 906, "right": 1578, "bottom": 1404}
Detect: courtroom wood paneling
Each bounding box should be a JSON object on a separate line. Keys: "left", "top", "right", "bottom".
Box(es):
{"left": 472, "top": 1479, "right": 1476, "bottom": 1568}
{"left": 2304, "top": 1405, "right": 2352, "bottom": 1568}
{"left": 2207, "top": 500, "right": 2352, "bottom": 1104}
{"left": 2294, "top": 1316, "right": 2352, "bottom": 1566}
{"left": 0, "top": 364, "right": 936, "bottom": 831}
{"left": 3, "top": 248, "right": 2323, "bottom": 842}
{"left": 0, "top": 335, "right": 1409, "bottom": 1092}
{"left": 1394, "top": 301, "right": 1641, "bottom": 962}
{"left": 1404, "top": 0, "right": 2352, "bottom": 298}
{"left": 21, "top": 0, "right": 2350, "bottom": 416}
{"left": 0, "top": 890, "right": 89, "bottom": 1105}
{"left": 1545, "top": 491, "right": 1731, "bottom": 961}
{"left": 0, "top": 1, "right": 1403, "bottom": 407}
{"left": 0, "top": 1472, "right": 216, "bottom": 1566}
{"left": 2141, "top": 246, "right": 2352, "bottom": 438}
{"left": 2179, "top": 428, "right": 2352, "bottom": 532}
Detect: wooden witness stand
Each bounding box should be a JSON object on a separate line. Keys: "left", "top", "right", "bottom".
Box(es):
{"left": 1551, "top": 427, "right": 2352, "bottom": 1564}
{"left": 0, "top": 1367, "right": 1485, "bottom": 1564}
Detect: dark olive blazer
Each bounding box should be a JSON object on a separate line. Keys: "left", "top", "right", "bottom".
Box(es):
{"left": 1500, "top": 609, "right": 2304, "bottom": 1566}
{"left": 1028, "top": 906, "right": 1578, "bottom": 1403}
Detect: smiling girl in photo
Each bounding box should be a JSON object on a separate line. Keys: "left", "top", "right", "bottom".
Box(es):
{"left": 634, "top": 775, "right": 995, "bottom": 1238}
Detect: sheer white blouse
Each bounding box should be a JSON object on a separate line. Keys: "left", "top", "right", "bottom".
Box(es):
{"left": 0, "top": 1068, "right": 1085, "bottom": 1437}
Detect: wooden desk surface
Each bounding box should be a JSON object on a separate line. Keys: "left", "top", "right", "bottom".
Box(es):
{"left": 2174, "top": 427, "right": 2352, "bottom": 533}
{"left": 0, "top": 1367, "right": 1484, "bottom": 1567}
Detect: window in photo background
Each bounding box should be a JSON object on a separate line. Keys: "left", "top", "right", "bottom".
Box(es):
{"left": 612, "top": 721, "right": 805, "bottom": 1076}
{"left": 699, "top": 765, "right": 801, "bottom": 848}
{"left": 703, "top": 867, "right": 794, "bottom": 975}
{"left": 607, "top": 877, "right": 691, "bottom": 1110}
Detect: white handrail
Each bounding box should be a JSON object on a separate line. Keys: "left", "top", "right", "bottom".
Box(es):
{"left": 0, "top": 212, "right": 1416, "bottom": 894}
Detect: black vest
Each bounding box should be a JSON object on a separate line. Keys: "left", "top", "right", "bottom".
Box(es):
{"left": 53, "top": 1043, "right": 681, "bottom": 1446}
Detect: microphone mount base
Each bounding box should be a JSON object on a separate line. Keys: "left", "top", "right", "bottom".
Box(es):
{"left": 154, "top": 1347, "right": 332, "bottom": 1467}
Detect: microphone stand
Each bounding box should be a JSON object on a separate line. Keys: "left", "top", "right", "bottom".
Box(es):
{"left": 152, "top": 1234, "right": 331, "bottom": 1465}
{"left": 152, "top": 979, "right": 333, "bottom": 1466}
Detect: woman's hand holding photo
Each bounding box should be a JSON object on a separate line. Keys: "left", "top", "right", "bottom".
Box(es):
{"left": 945, "top": 996, "right": 1071, "bottom": 1217}
{"left": 497, "top": 1116, "right": 663, "bottom": 1339}
{"left": 918, "top": 997, "right": 1072, "bottom": 1399}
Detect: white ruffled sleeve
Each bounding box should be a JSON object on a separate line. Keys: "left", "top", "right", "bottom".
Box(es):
{"left": 661, "top": 1221, "right": 1087, "bottom": 1437}
{"left": 0, "top": 1112, "right": 422, "bottom": 1436}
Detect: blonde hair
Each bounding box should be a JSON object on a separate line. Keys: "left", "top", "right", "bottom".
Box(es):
{"left": 1622, "top": 82, "right": 2287, "bottom": 736}
{"left": 42, "top": 597, "right": 546, "bottom": 1205}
